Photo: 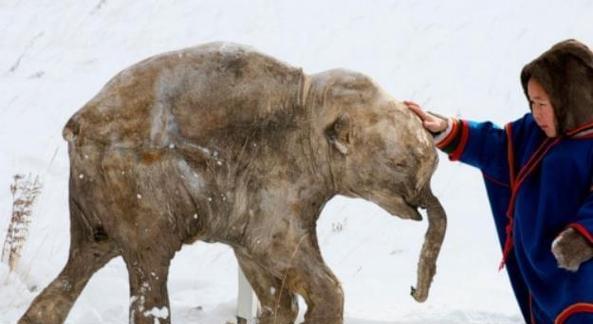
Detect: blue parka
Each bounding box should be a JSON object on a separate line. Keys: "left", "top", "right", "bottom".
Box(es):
{"left": 435, "top": 39, "right": 593, "bottom": 324}
{"left": 439, "top": 114, "right": 593, "bottom": 323}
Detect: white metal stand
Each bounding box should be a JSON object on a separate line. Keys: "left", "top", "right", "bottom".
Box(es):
{"left": 237, "top": 267, "right": 259, "bottom": 324}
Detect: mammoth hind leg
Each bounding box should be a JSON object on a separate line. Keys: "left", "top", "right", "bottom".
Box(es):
{"left": 18, "top": 240, "right": 117, "bottom": 324}
{"left": 19, "top": 200, "right": 118, "bottom": 324}
{"left": 122, "top": 247, "right": 174, "bottom": 324}
{"left": 235, "top": 250, "right": 299, "bottom": 324}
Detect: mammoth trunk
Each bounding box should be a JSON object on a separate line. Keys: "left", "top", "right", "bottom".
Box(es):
{"left": 410, "top": 186, "right": 447, "bottom": 302}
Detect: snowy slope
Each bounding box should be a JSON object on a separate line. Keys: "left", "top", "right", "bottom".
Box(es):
{"left": 1, "top": 0, "right": 592, "bottom": 323}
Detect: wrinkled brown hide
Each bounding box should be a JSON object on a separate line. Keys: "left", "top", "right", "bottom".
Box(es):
{"left": 19, "top": 42, "right": 446, "bottom": 324}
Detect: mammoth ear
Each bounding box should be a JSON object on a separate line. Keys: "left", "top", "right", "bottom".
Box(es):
{"left": 325, "top": 112, "right": 351, "bottom": 155}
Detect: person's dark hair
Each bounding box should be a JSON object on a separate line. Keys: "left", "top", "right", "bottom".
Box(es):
{"left": 520, "top": 39, "right": 593, "bottom": 135}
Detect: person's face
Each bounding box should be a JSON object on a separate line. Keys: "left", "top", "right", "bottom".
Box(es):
{"left": 527, "top": 78, "right": 557, "bottom": 137}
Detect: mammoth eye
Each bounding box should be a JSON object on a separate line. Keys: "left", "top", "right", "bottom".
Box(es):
{"left": 386, "top": 159, "right": 408, "bottom": 169}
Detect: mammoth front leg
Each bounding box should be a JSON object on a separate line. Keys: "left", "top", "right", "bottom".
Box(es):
{"left": 256, "top": 234, "right": 344, "bottom": 324}
{"left": 235, "top": 249, "right": 299, "bottom": 324}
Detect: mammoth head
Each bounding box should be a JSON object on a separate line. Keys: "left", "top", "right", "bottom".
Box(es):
{"left": 310, "top": 70, "right": 446, "bottom": 303}
{"left": 312, "top": 69, "right": 438, "bottom": 220}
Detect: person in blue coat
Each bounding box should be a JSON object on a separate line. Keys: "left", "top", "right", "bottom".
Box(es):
{"left": 406, "top": 39, "right": 593, "bottom": 324}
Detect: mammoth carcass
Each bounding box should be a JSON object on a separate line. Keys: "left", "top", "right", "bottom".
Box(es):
{"left": 20, "top": 42, "right": 446, "bottom": 324}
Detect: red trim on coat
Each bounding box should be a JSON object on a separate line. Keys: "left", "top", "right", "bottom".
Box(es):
{"left": 450, "top": 120, "right": 469, "bottom": 161}
{"left": 499, "top": 123, "right": 517, "bottom": 271}
{"left": 499, "top": 137, "right": 561, "bottom": 270}
{"left": 568, "top": 223, "right": 593, "bottom": 245}
{"left": 505, "top": 123, "right": 516, "bottom": 187}
{"left": 555, "top": 303, "right": 593, "bottom": 324}
{"left": 483, "top": 173, "right": 510, "bottom": 188}
{"left": 529, "top": 294, "right": 536, "bottom": 324}
{"left": 515, "top": 137, "right": 557, "bottom": 181}
{"left": 436, "top": 118, "right": 459, "bottom": 149}
{"left": 568, "top": 122, "right": 593, "bottom": 140}
{"left": 574, "top": 133, "right": 593, "bottom": 140}
{"left": 566, "top": 120, "right": 593, "bottom": 137}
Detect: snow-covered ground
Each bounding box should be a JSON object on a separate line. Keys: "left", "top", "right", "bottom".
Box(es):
{"left": 1, "top": 1, "right": 592, "bottom": 323}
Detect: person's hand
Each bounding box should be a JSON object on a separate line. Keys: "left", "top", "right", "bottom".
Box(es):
{"left": 552, "top": 227, "right": 593, "bottom": 272}
{"left": 404, "top": 100, "right": 448, "bottom": 134}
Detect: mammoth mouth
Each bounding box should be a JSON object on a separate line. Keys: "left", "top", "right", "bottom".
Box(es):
{"left": 375, "top": 194, "right": 422, "bottom": 221}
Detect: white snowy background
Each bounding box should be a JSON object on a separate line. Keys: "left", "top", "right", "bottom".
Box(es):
{"left": 1, "top": 0, "right": 592, "bottom": 323}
